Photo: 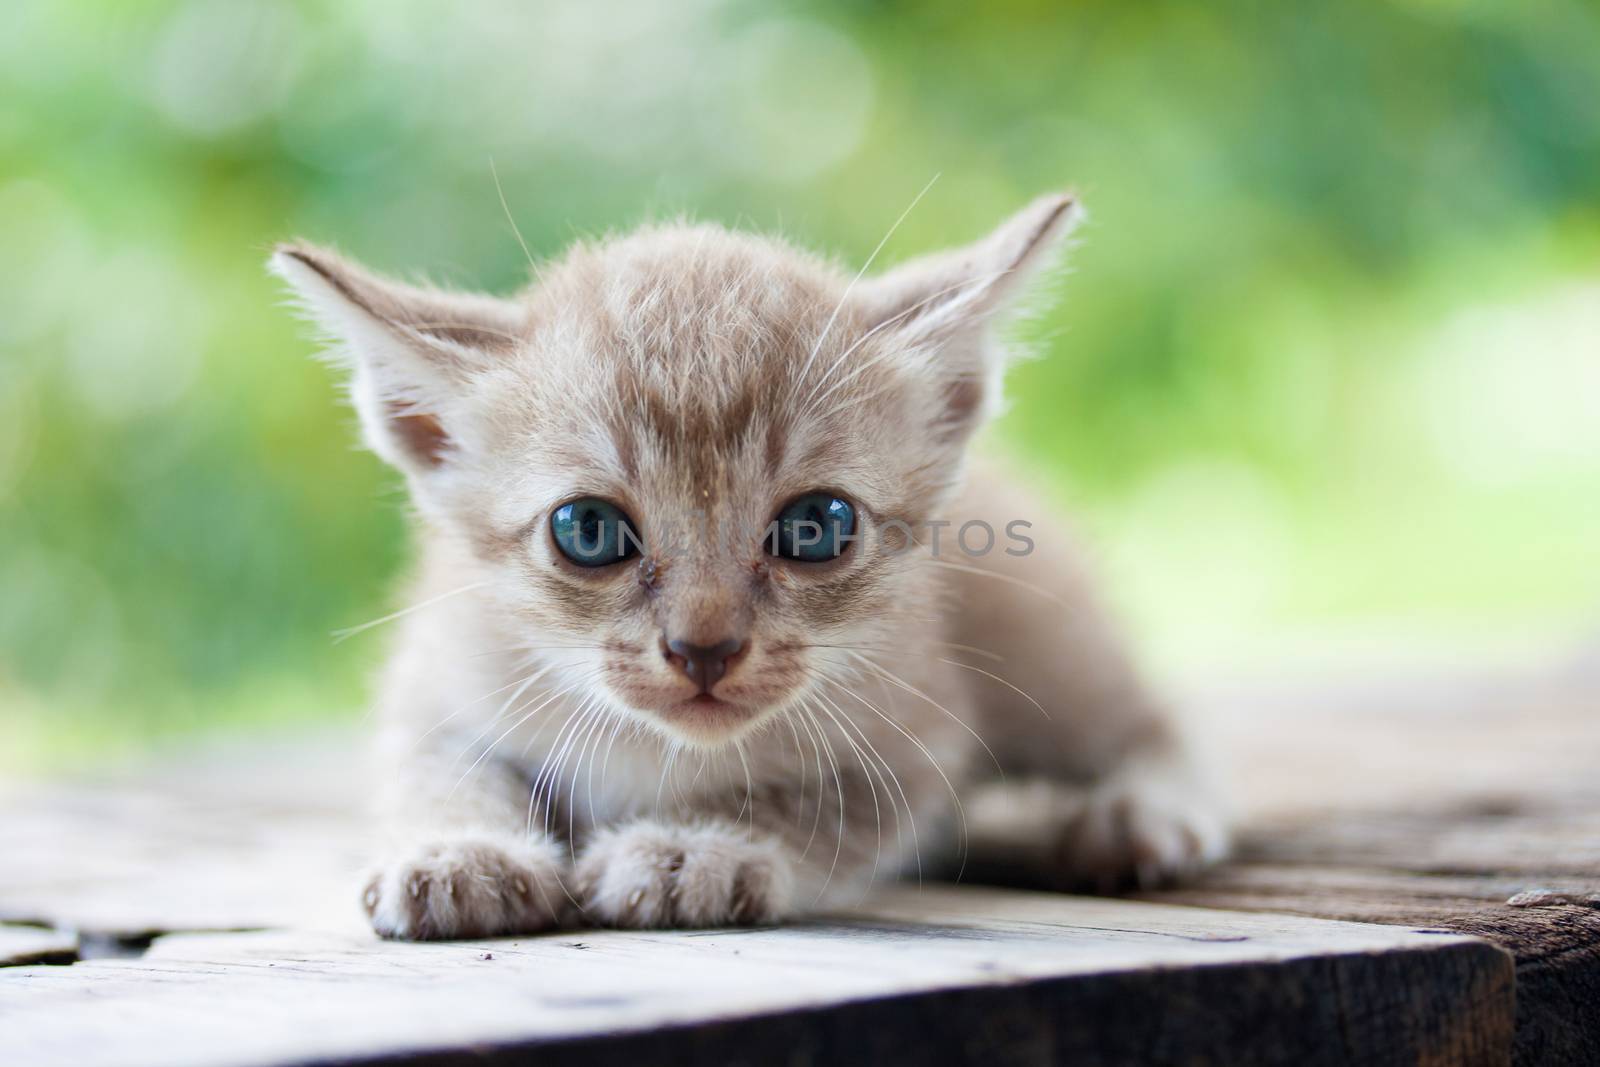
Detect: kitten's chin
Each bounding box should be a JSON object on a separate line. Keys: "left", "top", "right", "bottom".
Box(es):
{"left": 654, "top": 694, "right": 766, "bottom": 746}
{"left": 603, "top": 673, "right": 793, "bottom": 746}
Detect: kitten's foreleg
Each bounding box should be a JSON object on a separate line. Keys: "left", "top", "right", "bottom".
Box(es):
{"left": 572, "top": 819, "right": 794, "bottom": 927}
{"left": 961, "top": 701, "right": 1228, "bottom": 893}
{"left": 363, "top": 742, "right": 570, "bottom": 940}
{"left": 573, "top": 758, "right": 924, "bottom": 927}
{"left": 944, "top": 473, "right": 1231, "bottom": 890}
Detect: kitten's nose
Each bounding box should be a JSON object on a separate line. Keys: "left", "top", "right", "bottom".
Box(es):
{"left": 663, "top": 637, "right": 745, "bottom": 694}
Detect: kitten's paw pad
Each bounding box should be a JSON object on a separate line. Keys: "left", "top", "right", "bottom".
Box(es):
{"left": 363, "top": 837, "right": 569, "bottom": 941}
{"left": 576, "top": 822, "right": 794, "bottom": 928}
{"left": 1054, "top": 774, "right": 1229, "bottom": 893}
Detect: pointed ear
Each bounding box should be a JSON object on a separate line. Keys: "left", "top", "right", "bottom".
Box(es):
{"left": 268, "top": 241, "right": 526, "bottom": 473}
{"left": 856, "top": 193, "right": 1082, "bottom": 340}
{"left": 853, "top": 193, "right": 1082, "bottom": 441}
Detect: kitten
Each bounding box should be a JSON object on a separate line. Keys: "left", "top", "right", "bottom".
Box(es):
{"left": 271, "top": 194, "right": 1227, "bottom": 939}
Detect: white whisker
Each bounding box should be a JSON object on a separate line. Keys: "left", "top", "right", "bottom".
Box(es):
{"left": 799, "top": 702, "right": 847, "bottom": 905}
{"left": 529, "top": 697, "right": 592, "bottom": 839}
{"left": 418, "top": 661, "right": 550, "bottom": 754}
{"left": 451, "top": 673, "right": 597, "bottom": 802}
{"left": 845, "top": 650, "right": 1003, "bottom": 777}
{"left": 490, "top": 157, "right": 537, "bottom": 276}
{"left": 333, "top": 581, "right": 490, "bottom": 642}
{"left": 800, "top": 268, "right": 1013, "bottom": 420}
{"left": 565, "top": 702, "right": 612, "bottom": 856}
{"left": 936, "top": 656, "right": 1051, "bottom": 719}
{"left": 448, "top": 667, "right": 563, "bottom": 769}
{"left": 790, "top": 704, "right": 828, "bottom": 862}
{"left": 809, "top": 695, "right": 886, "bottom": 892}
{"left": 826, "top": 669, "right": 970, "bottom": 882}
{"left": 655, "top": 740, "right": 682, "bottom": 816}
{"left": 925, "top": 558, "right": 1072, "bottom": 610}
{"left": 594, "top": 712, "right": 629, "bottom": 824}
{"left": 816, "top": 686, "right": 917, "bottom": 886}
{"left": 791, "top": 174, "right": 940, "bottom": 395}
{"left": 732, "top": 739, "right": 754, "bottom": 832}
{"left": 779, "top": 709, "right": 808, "bottom": 827}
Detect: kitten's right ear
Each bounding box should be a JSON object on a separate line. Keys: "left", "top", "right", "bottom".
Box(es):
{"left": 268, "top": 241, "right": 526, "bottom": 473}
{"left": 850, "top": 194, "right": 1081, "bottom": 446}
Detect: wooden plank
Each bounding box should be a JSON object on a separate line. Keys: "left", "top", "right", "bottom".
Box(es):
{"left": 962, "top": 652, "right": 1600, "bottom": 1066}
{"left": 0, "top": 739, "right": 365, "bottom": 936}
{"left": 1141, "top": 654, "right": 1600, "bottom": 1067}
{"left": 1133, "top": 803, "right": 1600, "bottom": 1067}
{"left": 0, "top": 888, "right": 1511, "bottom": 1067}
{"left": 0, "top": 925, "right": 76, "bottom": 967}
{"left": 1195, "top": 650, "right": 1600, "bottom": 820}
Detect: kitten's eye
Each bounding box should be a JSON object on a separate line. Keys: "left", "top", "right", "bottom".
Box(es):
{"left": 551, "top": 498, "right": 641, "bottom": 567}
{"left": 770, "top": 493, "right": 856, "bottom": 563}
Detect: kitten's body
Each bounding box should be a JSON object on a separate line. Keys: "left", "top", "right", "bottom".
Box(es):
{"left": 273, "top": 196, "right": 1226, "bottom": 938}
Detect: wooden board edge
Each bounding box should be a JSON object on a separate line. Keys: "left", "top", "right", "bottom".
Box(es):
{"left": 310, "top": 938, "right": 1515, "bottom": 1067}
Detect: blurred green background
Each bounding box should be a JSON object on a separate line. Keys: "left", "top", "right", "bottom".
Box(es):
{"left": 3, "top": 0, "right": 1598, "bottom": 770}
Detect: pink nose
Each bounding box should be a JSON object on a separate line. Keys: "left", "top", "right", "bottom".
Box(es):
{"left": 663, "top": 637, "right": 744, "bottom": 694}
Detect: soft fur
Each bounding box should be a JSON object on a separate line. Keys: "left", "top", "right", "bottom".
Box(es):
{"left": 271, "top": 194, "right": 1227, "bottom": 939}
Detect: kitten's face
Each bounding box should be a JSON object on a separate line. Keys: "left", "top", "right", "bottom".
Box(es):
{"left": 273, "top": 196, "right": 1077, "bottom": 746}
{"left": 449, "top": 230, "right": 951, "bottom": 744}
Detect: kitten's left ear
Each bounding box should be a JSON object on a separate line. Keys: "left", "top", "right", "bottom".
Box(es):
{"left": 854, "top": 193, "right": 1082, "bottom": 439}
{"left": 269, "top": 241, "right": 526, "bottom": 474}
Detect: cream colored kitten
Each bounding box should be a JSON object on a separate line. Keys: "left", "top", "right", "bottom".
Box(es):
{"left": 271, "top": 194, "right": 1227, "bottom": 939}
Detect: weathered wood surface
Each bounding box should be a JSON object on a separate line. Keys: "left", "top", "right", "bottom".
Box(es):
{"left": 0, "top": 737, "right": 366, "bottom": 936}
{"left": 1138, "top": 816, "right": 1600, "bottom": 1067}
{"left": 2, "top": 888, "right": 1510, "bottom": 1067}
{"left": 961, "top": 649, "right": 1600, "bottom": 1064}
{"left": 1, "top": 648, "right": 1594, "bottom": 1065}
{"left": 1149, "top": 650, "right": 1600, "bottom": 1067}
{"left": 1195, "top": 647, "right": 1600, "bottom": 819}
{"left": 0, "top": 754, "right": 1517, "bottom": 1065}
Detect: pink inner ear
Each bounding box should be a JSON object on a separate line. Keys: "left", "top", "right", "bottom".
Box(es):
{"left": 384, "top": 402, "right": 450, "bottom": 467}
{"left": 936, "top": 376, "right": 985, "bottom": 441}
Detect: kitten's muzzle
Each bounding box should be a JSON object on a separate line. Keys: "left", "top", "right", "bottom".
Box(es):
{"left": 663, "top": 636, "right": 746, "bottom": 695}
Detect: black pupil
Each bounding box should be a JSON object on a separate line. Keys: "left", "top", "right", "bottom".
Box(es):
{"left": 577, "top": 508, "right": 604, "bottom": 549}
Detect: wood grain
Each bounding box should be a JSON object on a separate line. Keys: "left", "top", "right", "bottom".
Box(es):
{"left": 1132, "top": 802, "right": 1600, "bottom": 1067}
{"left": 1143, "top": 654, "right": 1600, "bottom": 1067}
{"left": 1, "top": 889, "right": 1510, "bottom": 1067}
{"left": 0, "top": 738, "right": 365, "bottom": 937}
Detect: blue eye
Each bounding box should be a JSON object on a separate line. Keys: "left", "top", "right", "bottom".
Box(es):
{"left": 551, "top": 498, "right": 641, "bottom": 567}
{"left": 770, "top": 493, "right": 856, "bottom": 562}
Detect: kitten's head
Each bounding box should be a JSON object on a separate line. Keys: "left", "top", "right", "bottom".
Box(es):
{"left": 273, "top": 195, "right": 1078, "bottom": 746}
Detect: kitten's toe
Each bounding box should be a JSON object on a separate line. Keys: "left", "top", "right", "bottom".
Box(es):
{"left": 1054, "top": 767, "right": 1229, "bottom": 893}
{"left": 576, "top": 821, "right": 794, "bottom": 928}
{"left": 364, "top": 836, "right": 570, "bottom": 940}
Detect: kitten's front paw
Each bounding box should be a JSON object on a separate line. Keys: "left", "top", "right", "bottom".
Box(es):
{"left": 363, "top": 836, "right": 569, "bottom": 940}
{"left": 575, "top": 822, "right": 794, "bottom": 928}
{"left": 1054, "top": 763, "right": 1229, "bottom": 893}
